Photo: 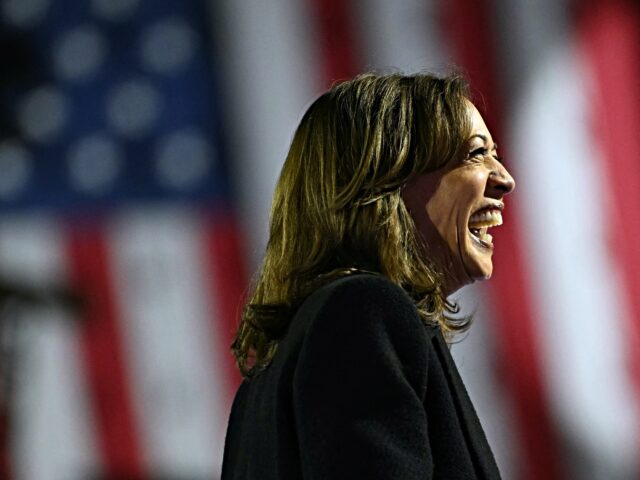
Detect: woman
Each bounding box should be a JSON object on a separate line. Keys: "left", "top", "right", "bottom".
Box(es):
{"left": 222, "top": 72, "right": 515, "bottom": 479}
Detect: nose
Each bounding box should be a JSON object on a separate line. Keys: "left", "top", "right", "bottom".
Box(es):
{"left": 487, "top": 163, "right": 515, "bottom": 197}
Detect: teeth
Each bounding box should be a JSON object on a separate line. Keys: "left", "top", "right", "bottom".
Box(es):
{"left": 469, "top": 226, "right": 493, "bottom": 244}
{"left": 469, "top": 210, "right": 501, "bottom": 245}
{"left": 478, "top": 227, "right": 493, "bottom": 243}
{"left": 468, "top": 209, "right": 503, "bottom": 229}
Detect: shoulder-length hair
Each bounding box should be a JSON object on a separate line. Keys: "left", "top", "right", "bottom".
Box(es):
{"left": 233, "top": 72, "right": 472, "bottom": 376}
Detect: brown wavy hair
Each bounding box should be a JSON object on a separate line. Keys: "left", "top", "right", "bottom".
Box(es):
{"left": 233, "top": 72, "right": 473, "bottom": 376}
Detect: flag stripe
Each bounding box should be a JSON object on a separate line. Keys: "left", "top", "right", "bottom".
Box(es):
{"left": 212, "top": 0, "right": 320, "bottom": 267}
{"left": 578, "top": 0, "right": 640, "bottom": 464}
{"left": 108, "top": 207, "right": 228, "bottom": 475}
{"left": 14, "top": 307, "right": 99, "bottom": 480}
{"left": 439, "top": 1, "right": 566, "bottom": 478}
{"left": 510, "top": 38, "right": 640, "bottom": 477}
{"left": 578, "top": 0, "right": 640, "bottom": 393}
{"left": 0, "top": 217, "right": 98, "bottom": 480}
{"left": 67, "top": 222, "right": 145, "bottom": 478}
{"left": 439, "top": 0, "right": 502, "bottom": 116}
{"left": 354, "top": 0, "right": 450, "bottom": 74}
{"left": 308, "top": 0, "right": 360, "bottom": 85}
{"left": 202, "top": 209, "right": 247, "bottom": 403}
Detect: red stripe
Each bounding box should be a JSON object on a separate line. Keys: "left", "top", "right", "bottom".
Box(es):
{"left": 66, "top": 221, "right": 145, "bottom": 478}
{"left": 577, "top": 0, "right": 640, "bottom": 460}
{"left": 202, "top": 210, "right": 248, "bottom": 405}
{"left": 308, "top": 0, "right": 361, "bottom": 86}
{"left": 440, "top": 2, "right": 566, "bottom": 479}
{"left": 439, "top": 0, "right": 502, "bottom": 127}
{"left": 488, "top": 222, "right": 567, "bottom": 480}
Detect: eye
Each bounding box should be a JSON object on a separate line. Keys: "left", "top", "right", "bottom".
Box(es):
{"left": 467, "top": 147, "right": 504, "bottom": 165}
{"left": 467, "top": 147, "right": 488, "bottom": 160}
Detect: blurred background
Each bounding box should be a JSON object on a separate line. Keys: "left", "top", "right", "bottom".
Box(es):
{"left": 0, "top": 0, "right": 638, "bottom": 479}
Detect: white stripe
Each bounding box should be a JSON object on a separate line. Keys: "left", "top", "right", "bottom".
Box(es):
{"left": 510, "top": 43, "right": 640, "bottom": 479}
{"left": 108, "top": 206, "right": 227, "bottom": 476}
{"left": 211, "top": 0, "right": 320, "bottom": 269}
{"left": 354, "top": 0, "right": 450, "bottom": 73}
{"left": 0, "top": 215, "right": 97, "bottom": 480}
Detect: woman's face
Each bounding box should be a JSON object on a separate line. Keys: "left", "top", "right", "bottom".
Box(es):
{"left": 402, "top": 102, "right": 515, "bottom": 294}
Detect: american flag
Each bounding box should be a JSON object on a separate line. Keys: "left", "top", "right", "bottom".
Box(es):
{"left": 0, "top": 0, "right": 244, "bottom": 478}
{"left": 1, "top": 0, "right": 639, "bottom": 479}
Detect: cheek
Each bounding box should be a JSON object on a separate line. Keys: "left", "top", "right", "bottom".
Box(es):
{"left": 425, "top": 191, "right": 453, "bottom": 234}
{"left": 425, "top": 191, "right": 462, "bottom": 246}
{"left": 455, "top": 169, "right": 486, "bottom": 199}
{"left": 403, "top": 168, "right": 487, "bottom": 248}
{"left": 426, "top": 173, "right": 481, "bottom": 228}
{"left": 402, "top": 173, "right": 442, "bottom": 238}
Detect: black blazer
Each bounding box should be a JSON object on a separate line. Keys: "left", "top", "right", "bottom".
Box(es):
{"left": 221, "top": 274, "right": 501, "bottom": 479}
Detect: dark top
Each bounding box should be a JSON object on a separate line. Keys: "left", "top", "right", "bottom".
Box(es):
{"left": 221, "top": 274, "right": 501, "bottom": 479}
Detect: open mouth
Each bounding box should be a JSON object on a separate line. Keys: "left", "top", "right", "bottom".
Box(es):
{"left": 468, "top": 207, "right": 503, "bottom": 247}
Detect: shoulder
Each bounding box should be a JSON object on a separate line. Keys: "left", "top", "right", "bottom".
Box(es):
{"left": 292, "top": 273, "right": 431, "bottom": 407}
{"left": 306, "top": 273, "right": 418, "bottom": 319}
{"left": 295, "top": 273, "right": 429, "bottom": 367}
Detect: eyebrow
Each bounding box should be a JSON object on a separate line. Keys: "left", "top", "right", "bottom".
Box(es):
{"left": 470, "top": 134, "right": 498, "bottom": 151}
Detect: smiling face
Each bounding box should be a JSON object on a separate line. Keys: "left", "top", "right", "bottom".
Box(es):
{"left": 402, "top": 102, "right": 515, "bottom": 294}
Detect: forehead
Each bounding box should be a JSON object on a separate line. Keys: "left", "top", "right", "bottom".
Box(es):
{"left": 467, "top": 102, "right": 493, "bottom": 143}
{"left": 468, "top": 102, "right": 488, "bottom": 131}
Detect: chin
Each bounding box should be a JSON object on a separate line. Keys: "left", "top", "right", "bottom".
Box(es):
{"left": 461, "top": 234, "right": 494, "bottom": 283}
{"left": 466, "top": 260, "right": 493, "bottom": 282}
